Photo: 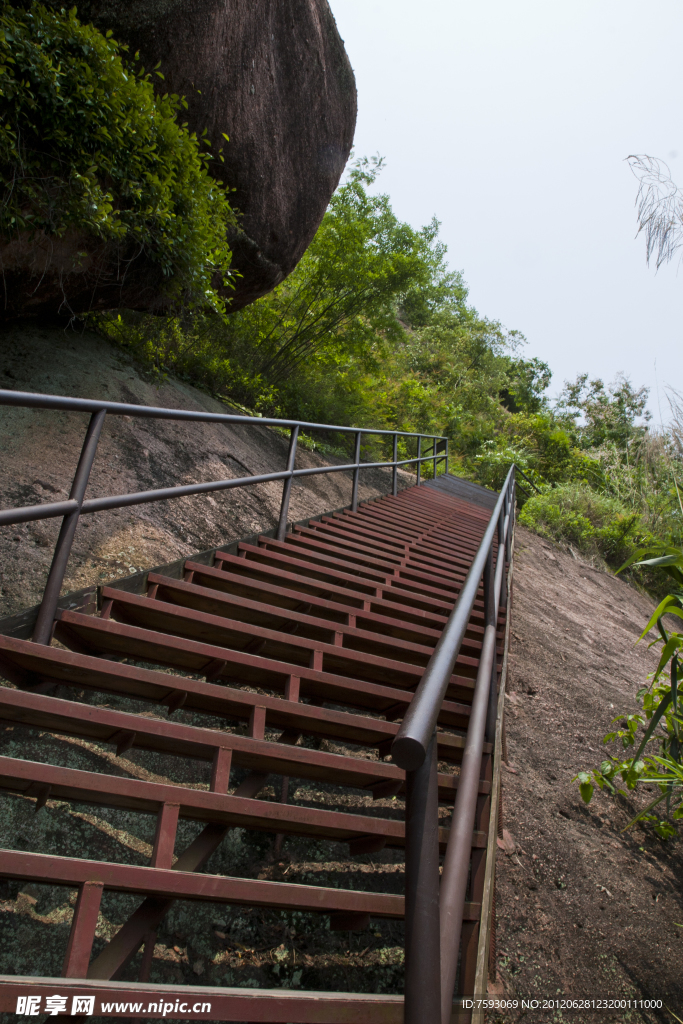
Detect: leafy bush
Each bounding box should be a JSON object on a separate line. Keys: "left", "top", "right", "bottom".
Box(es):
{"left": 518, "top": 482, "right": 647, "bottom": 567}
{"left": 97, "top": 312, "right": 277, "bottom": 412}
{"left": 574, "top": 545, "right": 683, "bottom": 839}
{"left": 91, "top": 153, "right": 682, "bottom": 568}
{"left": 0, "top": 2, "right": 236, "bottom": 307}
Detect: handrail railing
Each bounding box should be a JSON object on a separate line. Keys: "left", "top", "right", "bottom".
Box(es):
{"left": 515, "top": 465, "right": 541, "bottom": 494}
{"left": 0, "top": 384, "right": 514, "bottom": 1017}
{"left": 392, "top": 465, "right": 516, "bottom": 1024}
{"left": 0, "top": 389, "right": 448, "bottom": 644}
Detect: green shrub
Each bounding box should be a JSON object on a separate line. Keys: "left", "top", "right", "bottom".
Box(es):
{"left": 0, "top": 2, "right": 236, "bottom": 308}
{"left": 96, "top": 312, "right": 277, "bottom": 412}
{"left": 518, "top": 482, "right": 647, "bottom": 567}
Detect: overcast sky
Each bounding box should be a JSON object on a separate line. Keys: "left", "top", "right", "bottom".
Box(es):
{"left": 329, "top": 0, "right": 683, "bottom": 424}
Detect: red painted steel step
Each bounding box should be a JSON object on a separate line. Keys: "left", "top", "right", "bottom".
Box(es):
{"left": 0, "top": 478, "right": 503, "bottom": 1021}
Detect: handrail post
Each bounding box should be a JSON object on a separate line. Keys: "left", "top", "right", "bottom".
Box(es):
{"left": 432, "top": 438, "right": 437, "bottom": 481}
{"left": 438, "top": 577, "right": 498, "bottom": 1023}
{"left": 485, "top": 524, "right": 501, "bottom": 742}
{"left": 445, "top": 437, "right": 449, "bottom": 475}
{"left": 483, "top": 543, "right": 495, "bottom": 630}
{"left": 483, "top": 536, "right": 499, "bottom": 745}
{"left": 392, "top": 433, "right": 398, "bottom": 497}
{"left": 351, "top": 430, "right": 362, "bottom": 512}
{"left": 404, "top": 729, "right": 441, "bottom": 1024}
{"left": 505, "top": 480, "right": 513, "bottom": 565}
{"left": 276, "top": 425, "right": 299, "bottom": 541}
{"left": 497, "top": 498, "right": 507, "bottom": 615}
{"left": 32, "top": 409, "right": 106, "bottom": 645}
{"left": 416, "top": 436, "right": 422, "bottom": 486}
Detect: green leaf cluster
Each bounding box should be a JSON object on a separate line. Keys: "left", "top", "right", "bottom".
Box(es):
{"left": 518, "top": 483, "right": 648, "bottom": 568}
{"left": 0, "top": 1, "right": 236, "bottom": 308}
{"left": 96, "top": 157, "right": 546, "bottom": 463}
{"left": 93, "top": 154, "right": 682, "bottom": 572}
{"left": 574, "top": 546, "right": 683, "bottom": 839}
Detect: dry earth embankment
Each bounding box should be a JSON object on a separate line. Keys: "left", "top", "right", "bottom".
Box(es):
{"left": 493, "top": 528, "right": 682, "bottom": 1023}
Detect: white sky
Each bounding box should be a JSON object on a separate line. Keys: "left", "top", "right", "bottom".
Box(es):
{"left": 329, "top": 0, "right": 683, "bottom": 424}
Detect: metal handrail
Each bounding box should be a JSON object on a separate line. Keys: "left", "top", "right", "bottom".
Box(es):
{"left": 515, "top": 465, "right": 541, "bottom": 493}
{"left": 0, "top": 388, "right": 444, "bottom": 435}
{"left": 394, "top": 466, "right": 516, "bottom": 1024}
{"left": 392, "top": 465, "right": 514, "bottom": 770}
{"left": 0, "top": 388, "right": 448, "bottom": 644}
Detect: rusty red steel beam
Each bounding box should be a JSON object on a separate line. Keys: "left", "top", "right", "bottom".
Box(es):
{"left": 299, "top": 520, "right": 484, "bottom": 577}
{"left": 280, "top": 529, "right": 479, "bottom": 592}
{"left": 341, "top": 514, "right": 489, "bottom": 568}
{"left": 0, "top": 977, "right": 409, "bottom": 1022}
{"left": 191, "top": 557, "right": 499, "bottom": 647}
{"left": 288, "top": 520, "right": 480, "bottom": 576}
{"left": 0, "top": 848, "right": 414, "bottom": 917}
{"left": 156, "top": 572, "right": 500, "bottom": 674}
{"left": 255, "top": 536, "right": 465, "bottom": 603}
{"left": 352, "top": 493, "right": 491, "bottom": 532}
{"left": 0, "top": 755, "right": 488, "bottom": 851}
{"left": 352, "top": 500, "right": 489, "bottom": 540}
{"left": 351, "top": 502, "right": 487, "bottom": 541}
{"left": 352, "top": 499, "right": 486, "bottom": 538}
{"left": 0, "top": 637, "right": 488, "bottom": 761}
{"left": 145, "top": 573, "right": 444, "bottom": 665}
{"left": 315, "top": 503, "right": 491, "bottom": 549}
{"left": 309, "top": 517, "right": 415, "bottom": 558}
{"left": 235, "top": 543, "right": 463, "bottom": 616}
{"left": 0, "top": 687, "right": 490, "bottom": 802}
{"left": 289, "top": 526, "right": 409, "bottom": 568}
{"left": 98, "top": 585, "right": 484, "bottom": 687}
{"left": 222, "top": 540, "right": 494, "bottom": 628}
{"left": 53, "top": 610, "right": 481, "bottom": 719}
{"left": 209, "top": 551, "right": 459, "bottom": 631}
{"left": 370, "top": 491, "right": 473, "bottom": 523}
{"left": 257, "top": 536, "right": 407, "bottom": 586}
{"left": 398, "top": 496, "right": 491, "bottom": 525}
{"left": 338, "top": 505, "right": 475, "bottom": 541}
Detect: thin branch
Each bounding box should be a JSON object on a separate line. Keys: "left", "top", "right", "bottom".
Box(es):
{"left": 627, "top": 154, "right": 683, "bottom": 269}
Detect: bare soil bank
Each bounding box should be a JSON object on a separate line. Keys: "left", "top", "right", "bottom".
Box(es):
{"left": 493, "top": 528, "right": 682, "bottom": 1024}
{"left": 0, "top": 322, "right": 411, "bottom": 622}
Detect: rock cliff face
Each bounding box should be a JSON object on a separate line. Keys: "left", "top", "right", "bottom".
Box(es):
{"left": 3, "top": 0, "right": 356, "bottom": 317}
{"left": 0, "top": 322, "right": 406, "bottom": 621}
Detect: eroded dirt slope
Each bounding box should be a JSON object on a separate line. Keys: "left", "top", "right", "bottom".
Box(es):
{"left": 493, "top": 528, "right": 682, "bottom": 1023}
{"left": 0, "top": 322, "right": 409, "bottom": 621}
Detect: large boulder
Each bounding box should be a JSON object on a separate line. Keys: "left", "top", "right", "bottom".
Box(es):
{"left": 3, "top": 0, "right": 356, "bottom": 317}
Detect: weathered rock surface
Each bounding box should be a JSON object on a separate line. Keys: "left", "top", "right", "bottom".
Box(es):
{"left": 2, "top": 0, "right": 356, "bottom": 319}
{"left": 0, "top": 321, "right": 407, "bottom": 621}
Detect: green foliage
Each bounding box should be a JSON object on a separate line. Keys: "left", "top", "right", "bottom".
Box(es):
{"left": 0, "top": 1, "right": 236, "bottom": 307}
{"left": 94, "top": 154, "right": 681, "bottom": 575}
{"left": 499, "top": 357, "right": 552, "bottom": 415}
{"left": 556, "top": 373, "right": 651, "bottom": 449}
{"left": 518, "top": 483, "right": 647, "bottom": 568}
{"left": 574, "top": 545, "right": 683, "bottom": 839}
{"left": 97, "top": 312, "right": 277, "bottom": 413}
{"left": 98, "top": 158, "right": 536, "bottom": 455}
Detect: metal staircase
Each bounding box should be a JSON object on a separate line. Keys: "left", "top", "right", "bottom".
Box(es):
{"left": 0, "top": 389, "right": 514, "bottom": 1023}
